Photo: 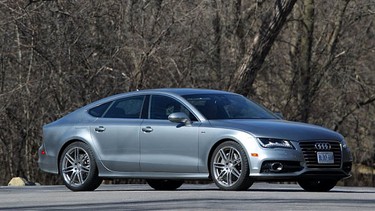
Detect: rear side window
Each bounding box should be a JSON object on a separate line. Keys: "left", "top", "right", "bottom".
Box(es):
{"left": 88, "top": 102, "right": 112, "bottom": 117}
{"left": 104, "top": 96, "right": 145, "bottom": 119}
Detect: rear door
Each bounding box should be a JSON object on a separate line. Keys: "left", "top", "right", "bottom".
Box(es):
{"left": 90, "top": 95, "right": 147, "bottom": 172}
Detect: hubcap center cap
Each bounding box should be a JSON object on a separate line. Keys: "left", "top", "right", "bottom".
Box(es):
{"left": 73, "top": 162, "right": 82, "bottom": 172}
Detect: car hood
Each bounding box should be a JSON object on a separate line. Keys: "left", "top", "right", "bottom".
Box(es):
{"left": 208, "top": 119, "right": 343, "bottom": 141}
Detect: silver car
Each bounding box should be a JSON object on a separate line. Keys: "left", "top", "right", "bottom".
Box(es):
{"left": 38, "top": 88, "right": 352, "bottom": 191}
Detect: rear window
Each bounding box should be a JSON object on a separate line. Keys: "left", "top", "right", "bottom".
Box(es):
{"left": 103, "top": 96, "right": 145, "bottom": 119}
{"left": 88, "top": 102, "right": 112, "bottom": 117}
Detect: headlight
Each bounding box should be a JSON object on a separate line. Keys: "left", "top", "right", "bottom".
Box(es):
{"left": 258, "top": 138, "right": 294, "bottom": 149}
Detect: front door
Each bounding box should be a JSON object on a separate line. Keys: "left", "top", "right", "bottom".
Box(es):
{"left": 140, "top": 95, "right": 200, "bottom": 173}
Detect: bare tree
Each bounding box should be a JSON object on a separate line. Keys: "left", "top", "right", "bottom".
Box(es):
{"left": 229, "top": 0, "right": 297, "bottom": 97}
{"left": 0, "top": 0, "right": 374, "bottom": 186}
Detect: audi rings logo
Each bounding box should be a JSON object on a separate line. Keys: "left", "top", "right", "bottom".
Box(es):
{"left": 315, "top": 143, "right": 331, "bottom": 150}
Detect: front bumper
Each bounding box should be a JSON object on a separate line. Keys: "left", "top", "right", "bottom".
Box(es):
{"left": 250, "top": 162, "right": 352, "bottom": 181}
{"left": 248, "top": 140, "right": 352, "bottom": 181}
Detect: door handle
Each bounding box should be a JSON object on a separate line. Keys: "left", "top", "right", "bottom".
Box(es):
{"left": 142, "top": 126, "right": 153, "bottom": 133}
{"left": 95, "top": 126, "right": 106, "bottom": 132}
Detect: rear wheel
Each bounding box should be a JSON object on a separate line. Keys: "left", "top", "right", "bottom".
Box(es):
{"left": 210, "top": 141, "right": 253, "bottom": 191}
{"left": 60, "top": 142, "right": 103, "bottom": 191}
{"left": 146, "top": 179, "right": 184, "bottom": 190}
{"left": 298, "top": 179, "right": 338, "bottom": 192}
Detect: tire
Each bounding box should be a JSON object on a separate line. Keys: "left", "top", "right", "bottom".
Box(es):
{"left": 146, "top": 179, "right": 184, "bottom": 190}
{"left": 210, "top": 141, "right": 253, "bottom": 191}
{"left": 298, "top": 179, "right": 338, "bottom": 192}
{"left": 59, "top": 142, "right": 103, "bottom": 191}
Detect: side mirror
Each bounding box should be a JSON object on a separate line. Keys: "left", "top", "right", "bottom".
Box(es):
{"left": 168, "top": 112, "right": 191, "bottom": 126}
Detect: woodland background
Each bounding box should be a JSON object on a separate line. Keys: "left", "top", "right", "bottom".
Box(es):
{"left": 0, "top": 0, "right": 374, "bottom": 186}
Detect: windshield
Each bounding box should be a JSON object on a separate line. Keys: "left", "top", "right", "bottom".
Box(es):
{"left": 183, "top": 94, "right": 277, "bottom": 120}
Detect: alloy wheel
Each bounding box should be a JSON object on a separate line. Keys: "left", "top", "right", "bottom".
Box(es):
{"left": 212, "top": 146, "right": 243, "bottom": 187}
{"left": 61, "top": 146, "right": 91, "bottom": 187}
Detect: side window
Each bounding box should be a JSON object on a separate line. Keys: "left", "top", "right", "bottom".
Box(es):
{"left": 88, "top": 102, "right": 112, "bottom": 117}
{"left": 150, "top": 95, "right": 196, "bottom": 121}
{"left": 104, "top": 96, "right": 145, "bottom": 119}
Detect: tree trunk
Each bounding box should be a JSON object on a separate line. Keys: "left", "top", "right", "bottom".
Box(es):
{"left": 298, "top": 0, "right": 315, "bottom": 122}
{"left": 229, "top": 0, "right": 297, "bottom": 97}
{"left": 211, "top": 0, "right": 222, "bottom": 84}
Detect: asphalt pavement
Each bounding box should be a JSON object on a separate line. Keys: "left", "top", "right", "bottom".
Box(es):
{"left": 0, "top": 183, "right": 374, "bottom": 210}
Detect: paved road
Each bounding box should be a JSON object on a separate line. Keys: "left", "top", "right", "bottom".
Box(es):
{"left": 0, "top": 183, "right": 374, "bottom": 210}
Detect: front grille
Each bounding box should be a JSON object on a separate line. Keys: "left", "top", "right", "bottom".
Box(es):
{"left": 299, "top": 141, "right": 342, "bottom": 168}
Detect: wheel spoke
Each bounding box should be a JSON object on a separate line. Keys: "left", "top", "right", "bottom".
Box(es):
{"left": 232, "top": 157, "right": 241, "bottom": 166}
{"left": 228, "top": 148, "right": 234, "bottom": 161}
{"left": 219, "top": 149, "right": 228, "bottom": 161}
{"left": 74, "top": 148, "right": 80, "bottom": 161}
{"left": 227, "top": 170, "right": 232, "bottom": 186}
{"left": 213, "top": 162, "right": 225, "bottom": 169}
{"left": 70, "top": 172, "right": 78, "bottom": 184}
{"left": 65, "top": 153, "right": 75, "bottom": 165}
{"left": 81, "top": 165, "right": 90, "bottom": 173}
{"left": 217, "top": 170, "right": 227, "bottom": 181}
{"left": 81, "top": 154, "right": 89, "bottom": 163}
{"left": 77, "top": 171, "right": 83, "bottom": 184}
{"left": 62, "top": 166, "right": 74, "bottom": 174}
{"left": 232, "top": 168, "right": 241, "bottom": 178}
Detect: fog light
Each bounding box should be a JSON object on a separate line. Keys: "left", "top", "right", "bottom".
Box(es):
{"left": 270, "top": 162, "right": 283, "bottom": 172}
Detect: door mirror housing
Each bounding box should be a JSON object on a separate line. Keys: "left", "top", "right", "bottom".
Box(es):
{"left": 168, "top": 112, "right": 191, "bottom": 126}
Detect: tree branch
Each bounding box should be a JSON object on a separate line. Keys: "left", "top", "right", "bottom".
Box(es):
{"left": 229, "top": 0, "right": 297, "bottom": 96}
{"left": 334, "top": 95, "right": 375, "bottom": 131}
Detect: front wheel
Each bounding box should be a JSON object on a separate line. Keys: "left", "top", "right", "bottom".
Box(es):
{"left": 210, "top": 141, "right": 253, "bottom": 191}
{"left": 60, "top": 142, "right": 103, "bottom": 191}
{"left": 298, "top": 179, "right": 338, "bottom": 192}
{"left": 146, "top": 179, "right": 184, "bottom": 190}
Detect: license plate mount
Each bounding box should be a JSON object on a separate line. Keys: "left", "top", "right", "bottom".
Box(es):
{"left": 317, "top": 151, "right": 334, "bottom": 164}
